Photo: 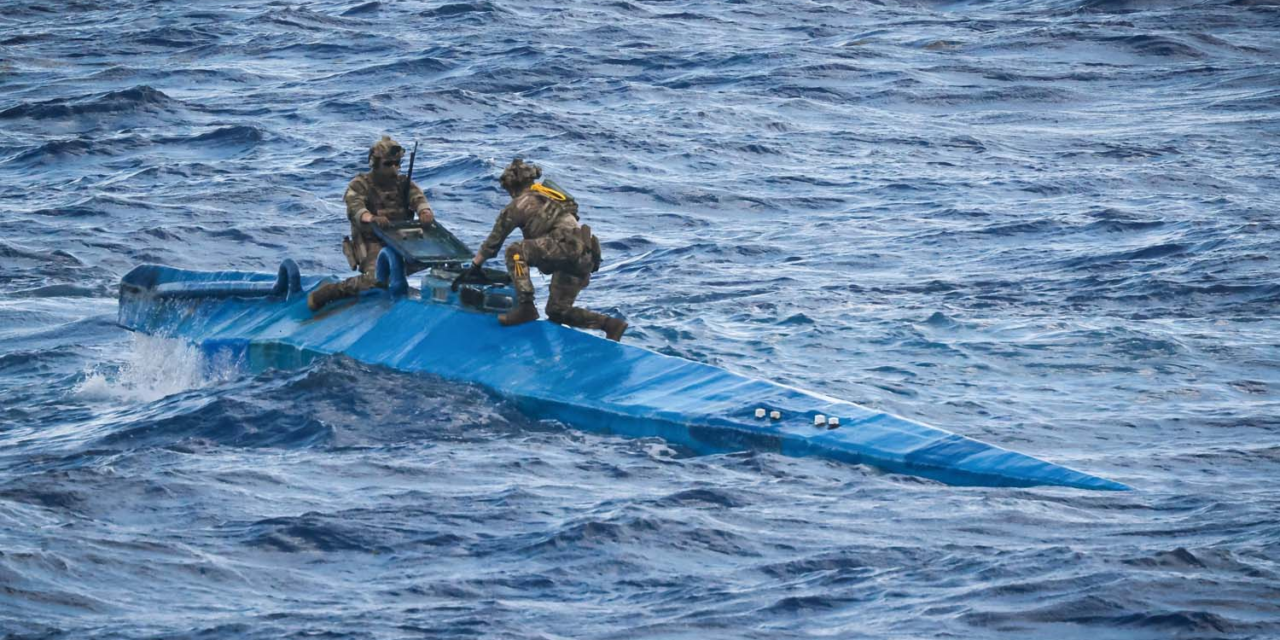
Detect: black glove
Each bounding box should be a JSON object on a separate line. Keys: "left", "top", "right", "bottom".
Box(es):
{"left": 451, "top": 263, "right": 485, "bottom": 291}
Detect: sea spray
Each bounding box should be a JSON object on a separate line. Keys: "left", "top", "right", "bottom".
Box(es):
{"left": 75, "top": 333, "right": 240, "bottom": 403}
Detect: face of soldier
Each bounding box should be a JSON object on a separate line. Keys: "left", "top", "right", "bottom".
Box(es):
{"left": 372, "top": 156, "right": 401, "bottom": 185}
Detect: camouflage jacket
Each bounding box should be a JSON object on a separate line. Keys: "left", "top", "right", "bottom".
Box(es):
{"left": 477, "top": 190, "right": 579, "bottom": 262}
{"left": 344, "top": 172, "right": 432, "bottom": 244}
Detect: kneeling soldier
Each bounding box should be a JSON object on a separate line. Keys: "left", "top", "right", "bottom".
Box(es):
{"left": 462, "top": 159, "right": 627, "bottom": 341}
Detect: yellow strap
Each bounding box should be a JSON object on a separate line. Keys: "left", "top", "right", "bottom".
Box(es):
{"left": 530, "top": 183, "right": 567, "bottom": 201}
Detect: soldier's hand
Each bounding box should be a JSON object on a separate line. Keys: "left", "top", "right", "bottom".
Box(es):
{"left": 450, "top": 262, "right": 486, "bottom": 291}
{"left": 418, "top": 209, "right": 434, "bottom": 227}
{"left": 370, "top": 215, "right": 391, "bottom": 228}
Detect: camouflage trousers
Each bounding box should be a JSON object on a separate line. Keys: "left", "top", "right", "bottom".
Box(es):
{"left": 505, "top": 228, "right": 609, "bottom": 330}
{"left": 332, "top": 241, "right": 385, "bottom": 298}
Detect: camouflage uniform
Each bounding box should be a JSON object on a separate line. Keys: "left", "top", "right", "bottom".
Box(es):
{"left": 329, "top": 137, "right": 433, "bottom": 300}
{"left": 335, "top": 174, "right": 432, "bottom": 297}
{"left": 477, "top": 189, "right": 609, "bottom": 330}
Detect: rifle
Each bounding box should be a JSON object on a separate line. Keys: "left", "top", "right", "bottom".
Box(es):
{"left": 402, "top": 140, "right": 418, "bottom": 215}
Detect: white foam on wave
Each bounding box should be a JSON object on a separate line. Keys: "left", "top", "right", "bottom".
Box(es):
{"left": 75, "top": 334, "right": 239, "bottom": 403}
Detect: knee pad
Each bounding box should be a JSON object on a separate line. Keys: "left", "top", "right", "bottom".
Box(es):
{"left": 544, "top": 293, "right": 573, "bottom": 324}
{"left": 545, "top": 308, "right": 570, "bottom": 325}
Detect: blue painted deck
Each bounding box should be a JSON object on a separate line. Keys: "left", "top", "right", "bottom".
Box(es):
{"left": 117, "top": 262, "right": 1129, "bottom": 491}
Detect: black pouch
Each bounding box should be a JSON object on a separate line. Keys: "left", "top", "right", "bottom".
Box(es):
{"left": 341, "top": 236, "right": 359, "bottom": 271}
{"left": 579, "top": 225, "right": 602, "bottom": 273}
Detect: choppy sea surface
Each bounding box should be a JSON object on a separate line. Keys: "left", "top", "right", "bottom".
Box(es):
{"left": 2, "top": 0, "right": 1279, "bottom": 638}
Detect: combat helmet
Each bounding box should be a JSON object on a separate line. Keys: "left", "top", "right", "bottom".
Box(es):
{"left": 500, "top": 158, "right": 542, "bottom": 193}
{"left": 368, "top": 135, "right": 405, "bottom": 167}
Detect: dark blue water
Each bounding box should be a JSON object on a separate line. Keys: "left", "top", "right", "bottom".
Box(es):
{"left": 3, "top": 0, "right": 1279, "bottom": 637}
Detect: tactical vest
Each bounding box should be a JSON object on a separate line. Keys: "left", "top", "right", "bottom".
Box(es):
{"left": 343, "top": 174, "right": 413, "bottom": 271}
{"left": 366, "top": 175, "right": 413, "bottom": 220}
{"left": 529, "top": 180, "right": 600, "bottom": 273}
{"left": 532, "top": 180, "right": 578, "bottom": 219}
{"left": 524, "top": 180, "right": 578, "bottom": 235}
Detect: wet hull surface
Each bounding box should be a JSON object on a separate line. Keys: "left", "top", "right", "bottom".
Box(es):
{"left": 119, "top": 264, "right": 1128, "bottom": 492}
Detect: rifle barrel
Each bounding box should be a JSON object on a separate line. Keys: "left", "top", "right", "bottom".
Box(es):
{"left": 403, "top": 140, "right": 418, "bottom": 209}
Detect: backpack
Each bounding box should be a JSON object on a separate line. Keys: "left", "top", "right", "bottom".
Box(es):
{"left": 531, "top": 179, "right": 601, "bottom": 272}
{"left": 530, "top": 179, "right": 579, "bottom": 221}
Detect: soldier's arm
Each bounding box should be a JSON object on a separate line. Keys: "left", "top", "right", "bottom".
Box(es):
{"left": 408, "top": 180, "right": 434, "bottom": 221}
{"left": 476, "top": 201, "right": 523, "bottom": 263}
{"left": 344, "top": 177, "right": 373, "bottom": 224}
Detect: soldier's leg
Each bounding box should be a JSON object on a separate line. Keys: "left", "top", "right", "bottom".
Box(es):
{"left": 309, "top": 242, "right": 384, "bottom": 311}
{"left": 503, "top": 241, "right": 536, "bottom": 305}
{"left": 537, "top": 233, "right": 627, "bottom": 341}
{"left": 333, "top": 242, "right": 384, "bottom": 296}
{"left": 499, "top": 241, "right": 542, "bottom": 326}
{"left": 545, "top": 271, "right": 608, "bottom": 330}
{"left": 331, "top": 271, "right": 378, "bottom": 298}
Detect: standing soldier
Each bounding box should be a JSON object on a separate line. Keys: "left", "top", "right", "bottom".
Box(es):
{"left": 461, "top": 158, "right": 627, "bottom": 341}
{"left": 308, "top": 135, "right": 436, "bottom": 311}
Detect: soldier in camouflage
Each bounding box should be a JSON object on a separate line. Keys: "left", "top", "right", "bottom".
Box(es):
{"left": 308, "top": 135, "right": 436, "bottom": 311}
{"left": 465, "top": 158, "right": 627, "bottom": 341}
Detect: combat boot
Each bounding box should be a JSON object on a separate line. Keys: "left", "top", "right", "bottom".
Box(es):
{"left": 307, "top": 282, "right": 343, "bottom": 312}
{"left": 499, "top": 302, "right": 539, "bottom": 327}
{"left": 603, "top": 317, "right": 628, "bottom": 342}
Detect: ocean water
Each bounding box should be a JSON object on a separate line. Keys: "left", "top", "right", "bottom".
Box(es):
{"left": 2, "top": 0, "right": 1279, "bottom": 638}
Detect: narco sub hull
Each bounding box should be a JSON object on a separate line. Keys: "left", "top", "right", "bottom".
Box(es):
{"left": 117, "top": 258, "right": 1128, "bottom": 491}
